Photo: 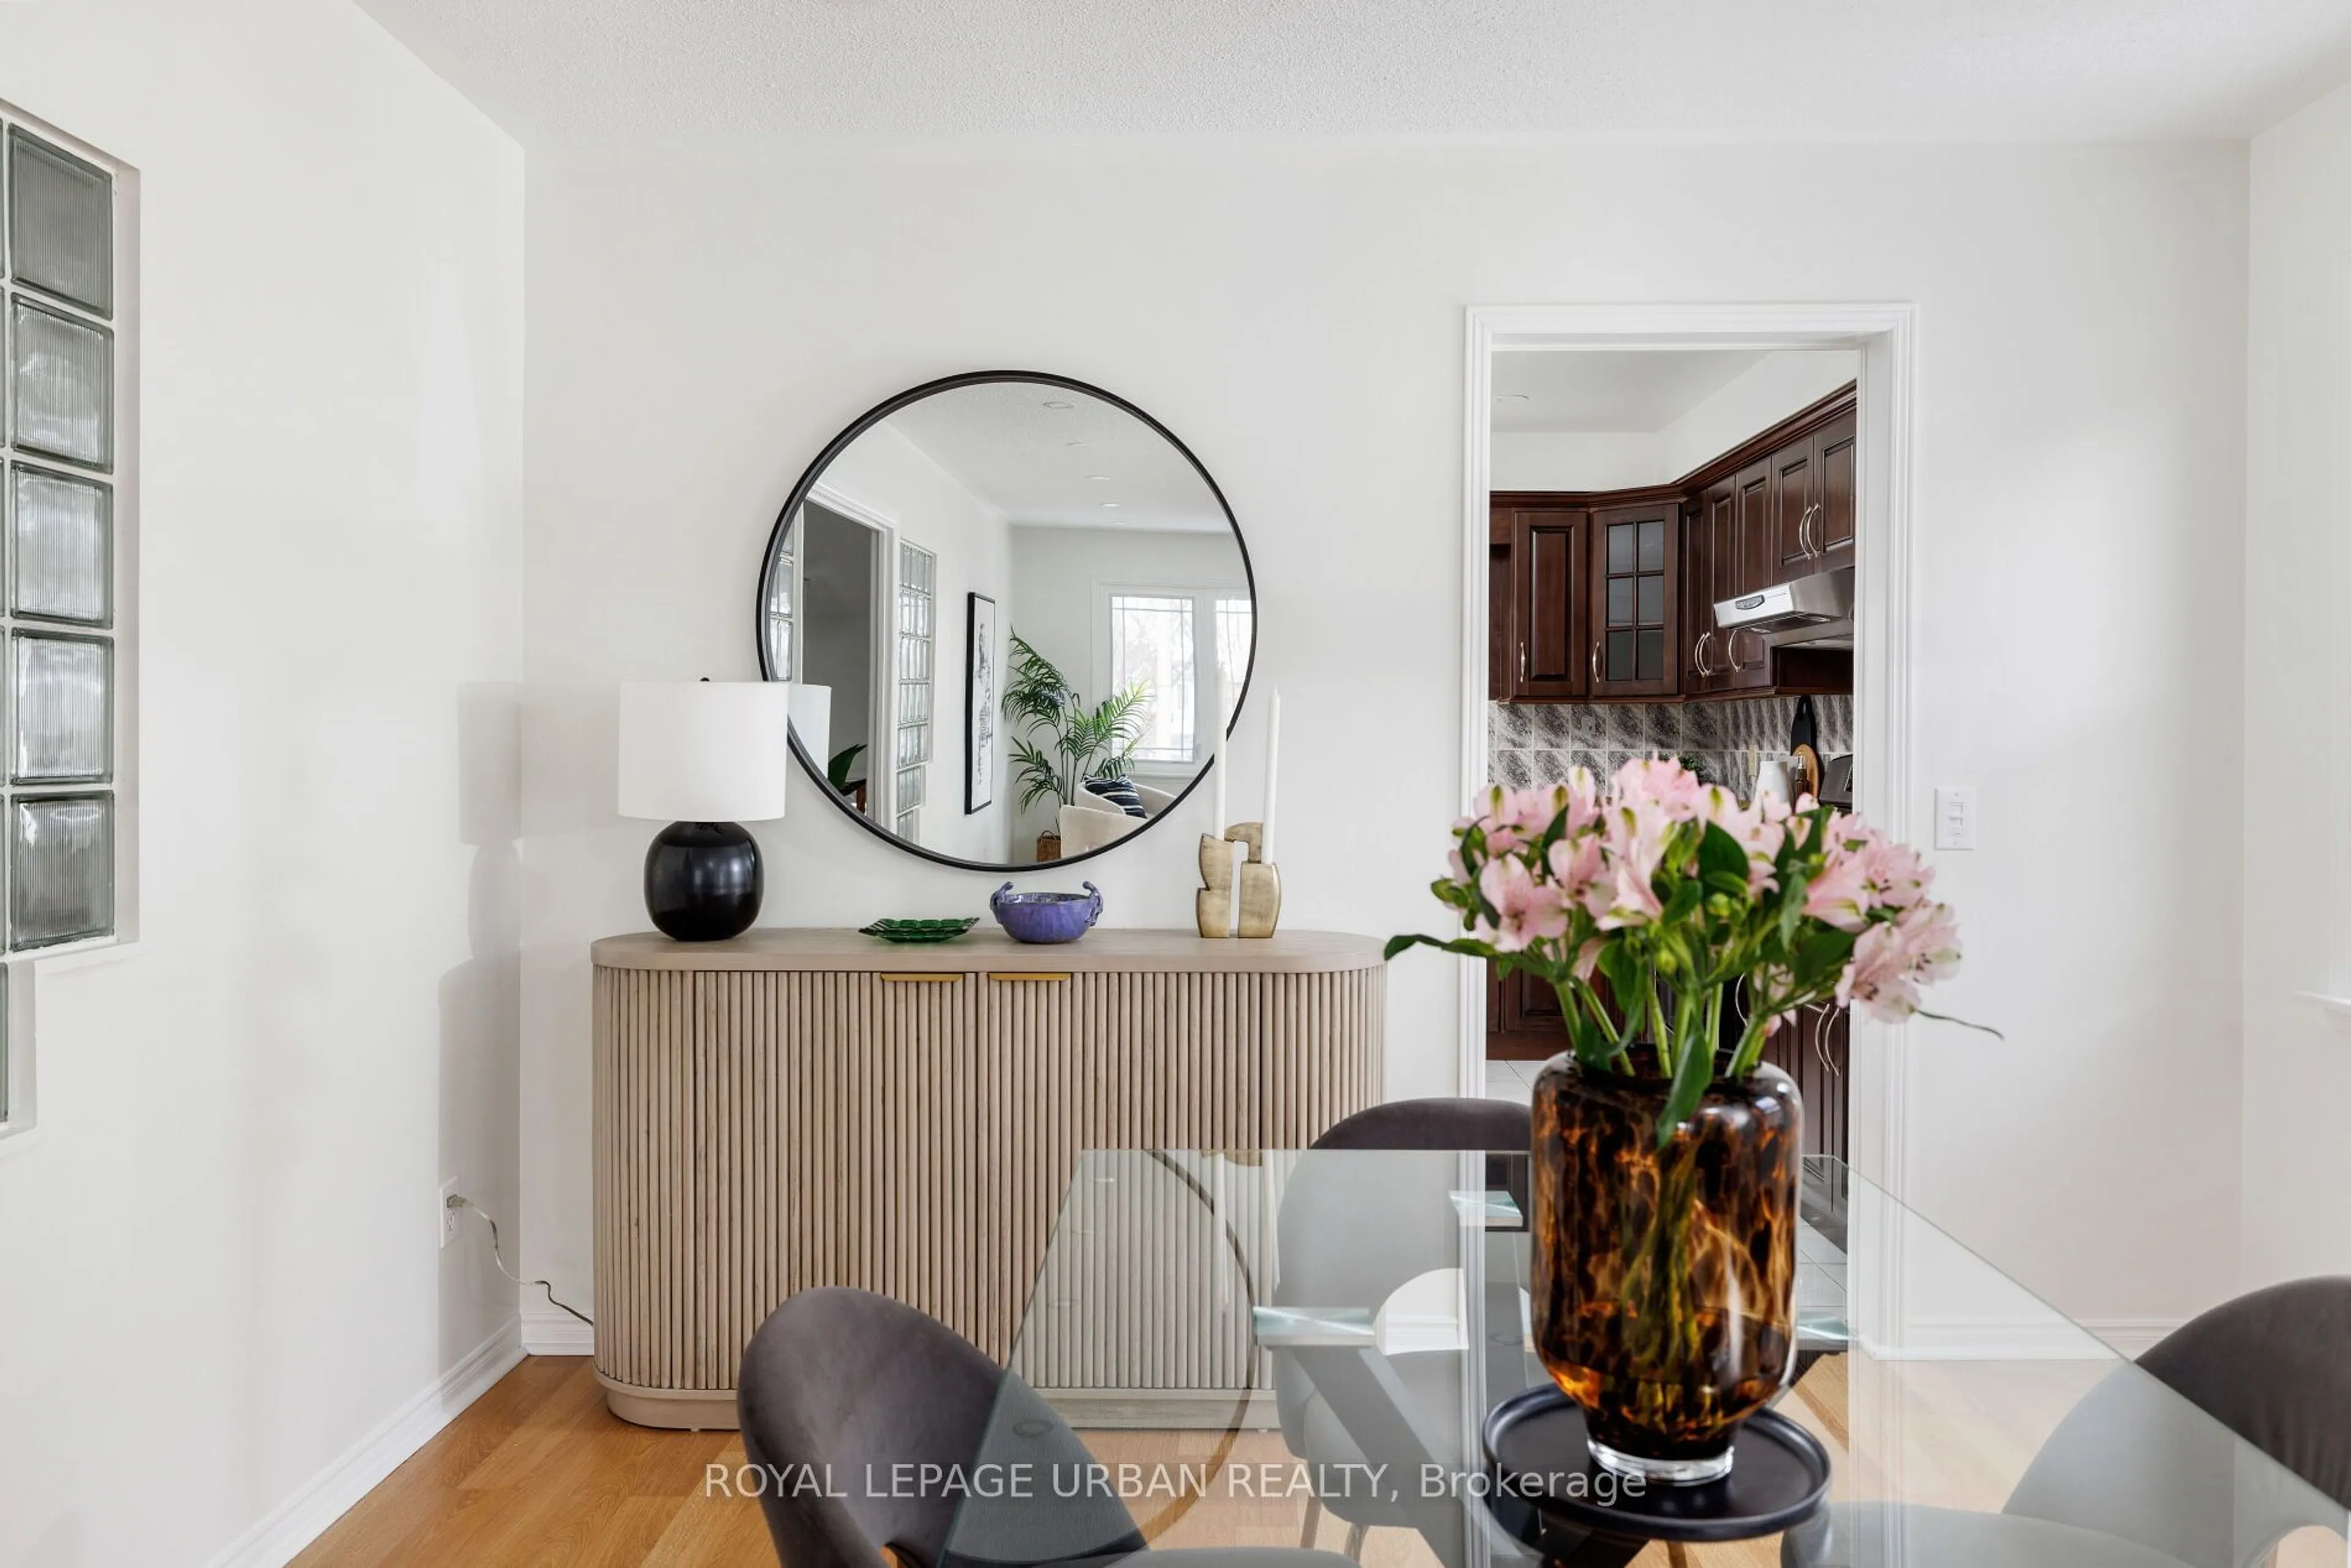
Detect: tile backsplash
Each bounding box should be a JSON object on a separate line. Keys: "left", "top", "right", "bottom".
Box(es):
{"left": 1490, "top": 694, "right": 1852, "bottom": 793}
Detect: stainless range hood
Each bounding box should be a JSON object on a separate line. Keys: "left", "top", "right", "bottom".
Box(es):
{"left": 1714, "top": 564, "right": 1854, "bottom": 650}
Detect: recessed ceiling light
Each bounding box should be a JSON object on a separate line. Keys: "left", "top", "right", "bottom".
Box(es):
{"left": 1043, "top": 399, "right": 1074, "bottom": 410}
{"left": 1086, "top": 475, "right": 1112, "bottom": 482}
{"left": 1100, "top": 501, "right": 1122, "bottom": 508}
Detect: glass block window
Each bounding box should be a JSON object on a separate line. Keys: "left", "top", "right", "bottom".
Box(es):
{"left": 894, "top": 542, "right": 934, "bottom": 839}
{"left": 12, "top": 794, "right": 110, "bottom": 947}
{"left": 1, "top": 107, "right": 124, "bottom": 985}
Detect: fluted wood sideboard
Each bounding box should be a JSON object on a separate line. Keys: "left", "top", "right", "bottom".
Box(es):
{"left": 590, "top": 928, "right": 1387, "bottom": 1428}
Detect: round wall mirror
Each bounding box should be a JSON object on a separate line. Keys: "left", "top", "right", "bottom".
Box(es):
{"left": 757, "top": 372, "right": 1255, "bottom": 872}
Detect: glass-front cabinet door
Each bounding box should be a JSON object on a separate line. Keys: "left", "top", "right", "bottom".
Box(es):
{"left": 1587, "top": 500, "right": 1679, "bottom": 699}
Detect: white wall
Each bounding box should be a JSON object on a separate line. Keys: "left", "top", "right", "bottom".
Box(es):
{"left": 1656, "top": 348, "right": 1861, "bottom": 478}
{"left": 520, "top": 139, "right": 2246, "bottom": 1342}
{"left": 1005, "top": 525, "right": 1250, "bottom": 858}
{"left": 0, "top": 2, "right": 524, "bottom": 1564}
{"left": 1491, "top": 430, "right": 1663, "bottom": 490}
{"left": 2240, "top": 81, "right": 2351, "bottom": 1288}
{"left": 819, "top": 419, "right": 1013, "bottom": 863}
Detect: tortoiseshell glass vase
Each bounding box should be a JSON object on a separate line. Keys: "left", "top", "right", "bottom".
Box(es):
{"left": 1531, "top": 1051, "right": 1802, "bottom": 1484}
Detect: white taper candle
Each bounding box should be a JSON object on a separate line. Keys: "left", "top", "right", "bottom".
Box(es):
{"left": 1210, "top": 661, "right": 1227, "bottom": 830}
{"left": 1260, "top": 689, "right": 1281, "bottom": 864}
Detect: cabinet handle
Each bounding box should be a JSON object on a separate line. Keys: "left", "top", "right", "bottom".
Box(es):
{"left": 1693, "top": 629, "right": 1716, "bottom": 678}
{"left": 1519, "top": 642, "right": 1528, "bottom": 680}
{"left": 1727, "top": 627, "right": 1757, "bottom": 672}
{"left": 880, "top": 973, "right": 963, "bottom": 985}
{"left": 1589, "top": 641, "right": 1602, "bottom": 685}
{"left": 1798, "top": 503, "right": 1823, "bottom": 559}
{"left": 988, "top": 972, "right": 1071, "bottom": 983}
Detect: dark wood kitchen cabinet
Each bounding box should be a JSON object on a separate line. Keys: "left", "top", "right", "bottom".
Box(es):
{"left": 1493, "top": 382, "right": 1857, "bottom": 708}
{"left": 1769, "top": 408, "right": 1858, "bottom": 580}
{"left": 1587, "top": 501, "right": 1681, "bottom": 699}
{"left": 1495, "top": 504, "right": 1590, "bottom": 701}
{"left": 1684, "top": 462, "right": 1775, "bottom": 694}
{"left": 1761, "top": 1005, "right": 1849, "bottom": 1163}
{"left": 1488, "top": 963, "right": 1568, "bottom": 1059}
{"left": 1813, "top": 411, "right": 1858, "bottom": 565}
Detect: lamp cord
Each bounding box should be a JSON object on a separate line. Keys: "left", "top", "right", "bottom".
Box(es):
{"left": 448, "top": 1195, "right": 594, "bottom": 1327}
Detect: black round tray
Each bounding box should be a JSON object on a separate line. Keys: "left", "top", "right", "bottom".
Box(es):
{"left": 1480, "top": 1385, "right": 1831, "bottom": 1545}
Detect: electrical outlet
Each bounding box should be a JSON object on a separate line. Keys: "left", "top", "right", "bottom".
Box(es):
{"left": 440, "top": 1179, "right": 462, "bottom": 1249}
{"left": 1934, "top": 787, "right": 1978, "bottom": 850}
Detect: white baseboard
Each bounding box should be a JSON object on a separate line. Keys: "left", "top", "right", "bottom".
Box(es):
{"left": 1859, "top": 1314, "right": 2183, "bottom": 1362}
{"left": 203, "top": 1318, "right": 525, "bottom": 1568}
{"left": 522, "top": 1302, "right": 596, "bottom": 1356}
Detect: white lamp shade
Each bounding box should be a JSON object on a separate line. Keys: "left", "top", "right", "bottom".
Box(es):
{"left": 789, "top": 683, "right": 831, "bottom": 775}
{"left": 617, "top": 682, "right": 794, "bottom": 823}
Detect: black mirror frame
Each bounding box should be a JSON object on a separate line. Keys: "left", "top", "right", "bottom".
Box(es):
{"left": 756, "top": 370, "right": 1259, "bottom": 876}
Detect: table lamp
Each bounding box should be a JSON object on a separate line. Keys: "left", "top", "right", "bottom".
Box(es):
{"left": 789, "top": 683, "right": 831, "bottom": 785}
{"left": 617, "top": 681, "right": 793, "bottom": 941}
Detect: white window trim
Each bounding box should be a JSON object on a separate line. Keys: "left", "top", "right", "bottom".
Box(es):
{"left": 0, "top": 100, "right": 143, "bottom": 1145}
{"left": 1090, "top": 579, "right": 1248, "bottom": 779}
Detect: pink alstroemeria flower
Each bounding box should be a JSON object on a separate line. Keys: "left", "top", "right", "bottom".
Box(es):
{"left": 1804, "top": 820, "right": 1880, "bottom": 931}
{"left": 1613, "top": 756, "right": 1709, "bottom": 822}
{"left": 1840, "top": 901, "right": 1964, "bottom": 1021}
{"left": 1700, "top": 786, "right": 1788, "bottom": 894}
{"left": 1586, "top": 798, "right": 1672, "bottom": 929}
{"left": 1475, "top": 857, "right": 1567, "bottom": 952}
{"left": 1545, "top": 831, "right": 1604, "bottom": 909}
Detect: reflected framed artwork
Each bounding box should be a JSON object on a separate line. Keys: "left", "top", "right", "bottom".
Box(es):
{"left": 966, "top": 591, "right": 997, "bottom": 814}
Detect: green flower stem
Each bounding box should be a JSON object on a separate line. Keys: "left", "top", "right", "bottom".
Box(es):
{"left": 1702, "top": 983, "right": 1725, "bottom": 1075}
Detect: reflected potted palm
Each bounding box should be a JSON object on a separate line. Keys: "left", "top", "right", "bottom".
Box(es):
{"left": 1003, "top": 632, "right": 1148, "bottom": 862}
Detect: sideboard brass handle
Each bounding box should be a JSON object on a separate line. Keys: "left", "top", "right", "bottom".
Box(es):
{"left": 880, "top": 973, "right": 964, "bottom": 984}
{"left": 989, "top": 972, "right": 1072, "bottom": 983}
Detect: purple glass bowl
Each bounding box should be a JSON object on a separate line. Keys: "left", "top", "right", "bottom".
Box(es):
{"left": 990, "top": 881, "right": 1103, "bottom": 944}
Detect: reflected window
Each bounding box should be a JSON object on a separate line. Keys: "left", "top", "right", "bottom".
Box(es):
{"left": 1106, "top": 589, "right": 1252, "bottom": 767}
{"left": 1109, "top": 593, "right": 1195, "bottom": 763}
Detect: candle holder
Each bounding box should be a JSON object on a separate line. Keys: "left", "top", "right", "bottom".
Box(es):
{"left": 1195, "top": 823, "right": 1283, "bottom": 939}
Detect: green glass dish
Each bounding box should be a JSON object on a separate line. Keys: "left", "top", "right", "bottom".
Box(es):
{"left": 859, "top": 917, "right": 980, "bottom": 944}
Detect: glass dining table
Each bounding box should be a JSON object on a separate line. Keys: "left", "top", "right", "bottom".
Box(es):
{"left": 943, "top": 1150, "right": 2347, "bottom": 1568}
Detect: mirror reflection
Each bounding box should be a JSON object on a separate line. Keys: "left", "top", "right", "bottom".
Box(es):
{"left": 760, "top": 378, "right": 1253, "bottom": 868}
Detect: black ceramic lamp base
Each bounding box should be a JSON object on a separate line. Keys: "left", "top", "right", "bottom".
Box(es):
{"left": 644, "top": 821, "right": 763, "bottom": 941}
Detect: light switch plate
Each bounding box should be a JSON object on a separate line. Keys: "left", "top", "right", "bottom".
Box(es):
{"left": 1934, "top": 787, "right": 1978, "bottom": 850}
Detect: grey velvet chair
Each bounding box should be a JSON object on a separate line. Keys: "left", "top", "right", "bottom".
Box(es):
{"left": 1309, "top": 1095, "right": 1532, "bottom": 1153}
{"left": 1785, "top": 1277, "right": 2351, "bottom": 1567}
{"left": 1270, "top": 1098, "right": 1533, "bottom": 1561}
{"left": 738, "top": 1286, "right": 1360, "bottom": 1568}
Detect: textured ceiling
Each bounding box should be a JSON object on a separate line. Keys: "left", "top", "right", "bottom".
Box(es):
{"left": 354, "top": 0, "right": 2351, "bottom": 147}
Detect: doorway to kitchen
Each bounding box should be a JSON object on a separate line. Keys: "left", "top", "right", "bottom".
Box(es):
{"left": 1460, "top": 304, "right": 1917, "bottom": 1196}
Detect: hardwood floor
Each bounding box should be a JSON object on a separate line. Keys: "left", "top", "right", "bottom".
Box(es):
{"left": 293, "top": 1359, "right": 771, "bottom": 1567}
{"left": 296, "top": 1354, "right": 2346, "bottom": 1568}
